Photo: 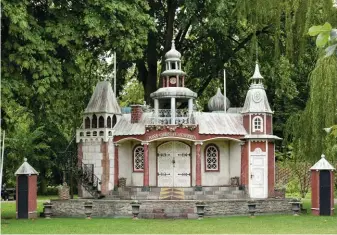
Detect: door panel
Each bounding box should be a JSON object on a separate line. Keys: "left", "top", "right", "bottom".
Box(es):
{"left": 249, "top": 149, "right": 267, "bottom": 199}
{"left": 319, "top": 170, "right": 331, "bottom": 215}
{"left": 18, "top": 175, "right": 28, "bottom": 219}
{"left": 174, "top": 141, "right": 191, "bottom": 187}
{"left": 158, "top": 142, "right": 174, "bottom": 187}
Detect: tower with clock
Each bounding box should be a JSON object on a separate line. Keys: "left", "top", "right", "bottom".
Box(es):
{"left": 161, "top": 40, "right": 185, "bottom": 88}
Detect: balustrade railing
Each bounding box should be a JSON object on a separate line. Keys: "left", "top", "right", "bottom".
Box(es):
{"left": 150, "top": 109, "right": 194, "bottom": 125}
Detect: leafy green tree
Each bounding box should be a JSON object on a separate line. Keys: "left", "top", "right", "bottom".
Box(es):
{"left": 285, "top": 22, "right": 337, "bottom": 163}
{"left": 1, "top": 0, "right": 154, "bottom": 192}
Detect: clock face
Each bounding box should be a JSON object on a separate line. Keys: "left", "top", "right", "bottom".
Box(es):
{"left": 169, "top": 77, "right": 177, "bottom": 84}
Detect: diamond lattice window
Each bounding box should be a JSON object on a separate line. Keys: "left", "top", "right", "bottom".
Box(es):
{"left": 205, "top": 145, "right": 219, "bottom": 171}
{"left": 133, "top": 146, "right": 144, "bottom": 171}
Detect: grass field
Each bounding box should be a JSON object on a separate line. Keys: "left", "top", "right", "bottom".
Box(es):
{"left": 1, "top": 199, "right": 337, "bottom": 234}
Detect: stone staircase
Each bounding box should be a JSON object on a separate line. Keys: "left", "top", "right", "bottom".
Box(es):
{"left": 107, "top": 186, "right": 247, "bottom": 200}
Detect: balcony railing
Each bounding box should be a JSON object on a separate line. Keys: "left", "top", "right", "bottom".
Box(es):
{"left": 76, "top": 128, "right": 113, "bottom": 143}
{"left": 149, "top": 109, "right": 195, "bottom": 125}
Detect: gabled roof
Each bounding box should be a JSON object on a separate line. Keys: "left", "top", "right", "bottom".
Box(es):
{"left": 84, "top": 81, "right": 121, "bottom": 114}
{"left": 113, "top": 112, "right": 247, "bottom": 136}
{"left": 310, "top": 154, "right": 335, "bottom": 170}
{"left": 15, "top": 158, "right": 39, "bottom": 175}
{"left": 195, "top": 112, "right": 247, "bottom": 135}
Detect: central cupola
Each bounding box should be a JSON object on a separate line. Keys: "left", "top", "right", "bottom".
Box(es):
{"left": 150, "top": 40, "right": 197, "bottom": 125}
{"left": 161, "top": 40, "right": 186, "bottom": 87}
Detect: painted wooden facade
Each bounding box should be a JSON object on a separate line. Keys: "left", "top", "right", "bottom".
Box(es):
{"left": 76, "top": 42, "right": 281, "bottom": 199}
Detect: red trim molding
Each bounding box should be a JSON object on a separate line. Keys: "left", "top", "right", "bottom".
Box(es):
{"left": 114, "top": 144, "right": 119, "bottom": 187}
{"left": 143, "top": 143, "right": 149, "bottom": 187}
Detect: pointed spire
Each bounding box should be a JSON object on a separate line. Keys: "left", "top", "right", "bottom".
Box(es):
{"left": 252, "top": 61, "right": 263, "bottom": 79}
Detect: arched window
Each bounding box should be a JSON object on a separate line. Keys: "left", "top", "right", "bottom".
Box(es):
{"left": 252, "top": 116, "right": 263, "bottom": 132}
{"left": 107, "top": 116, "right": 112, "bottom": 128}
{"left": 205, "top": 144, "right": 219, "bottom": 171}
{"left": 85, "top": 117, "right": 90, "bottom": 129}
{"left": 92, "top": 114, "right": 97, "bottom": 128}
{"left": 112, "top": 115, "right": 117, "bottom": 127}
{"left": 98, "top": 116, "right": 104, "bottom": 128}
{"left": 133, "top": 145, "right": 144, "bottom": 172}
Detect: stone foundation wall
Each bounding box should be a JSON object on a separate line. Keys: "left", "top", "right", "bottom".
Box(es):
{"left": 51, "top": 198, "right": 293, "bottom": 219}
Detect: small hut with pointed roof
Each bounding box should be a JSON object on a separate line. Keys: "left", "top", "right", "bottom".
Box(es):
{"left": 310, "top": 154, "right": 335, "bottom": 216}
{"left": 15, "top": 158, "right": 38, "bottom": 219}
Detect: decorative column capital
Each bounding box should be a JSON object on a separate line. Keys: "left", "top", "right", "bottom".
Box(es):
{"left": 239, "top": 141, "right": 246, "bottom": 146}
{"left": 194, "top": 141, "right": 203, "bottom": 146}
{"left": 141, "top": 141, "right": 150, "bottom": 146}
{"left": 114, "top": 143, "right": 120, "bottom": 147}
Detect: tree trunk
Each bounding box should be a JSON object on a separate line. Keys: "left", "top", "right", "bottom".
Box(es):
{"left": 144, "top": 30, "right": 158, "bottom": 106}
{"left": 159, "top": 0, "right": 177, "bottom": 88}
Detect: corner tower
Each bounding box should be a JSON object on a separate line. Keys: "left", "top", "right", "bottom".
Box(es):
{"left": 241, "top": 62, "right": 280, "bottom": 199}
{"left": 76, "top": 81, "right": 121, "bottom": 198}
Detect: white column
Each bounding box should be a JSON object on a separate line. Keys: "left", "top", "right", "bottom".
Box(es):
{"left": 171, "top": 97, "right": 176, "bottom": 125}
{"left": 188, "top": 98, "right": 193, "bottom": 124}
{"left": 154, "top": 99, "right": 159, "bottom": 124}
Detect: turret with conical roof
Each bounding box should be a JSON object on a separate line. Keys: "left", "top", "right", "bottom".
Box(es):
{"left": 76, "top": 80, "right": 121, "bottom": 142}
{"left": 242, "top": 61, "right": 272, "bottom": 114}
{"left": 241, "top": 61, "right": 274, "bottom": 136}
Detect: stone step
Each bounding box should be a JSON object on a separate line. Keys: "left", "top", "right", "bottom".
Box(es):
{"left": 108, "top": 186, "right": 246, "bottom": 200}
{"left": 232, "top": 190, "right": 245, "bottom": 195}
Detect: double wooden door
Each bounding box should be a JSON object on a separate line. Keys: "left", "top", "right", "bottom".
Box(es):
{"left": 157, "top": 141, "right": 191, "bottom": 187}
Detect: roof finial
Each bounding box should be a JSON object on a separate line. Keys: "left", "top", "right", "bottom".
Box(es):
{"left": 24, "top": 158, "right": 27, "bottom": 162}
{"left": 252, "top": 61, "right": 263, "bottom": 79}
{"left": 171, "top": 40, "right": 176, "bottom": 49}
{"left": 255, "top": 39, "right": 258, "bottom": 63}
{"left": 321, "top": 154, "right": 326, "bottom": 158}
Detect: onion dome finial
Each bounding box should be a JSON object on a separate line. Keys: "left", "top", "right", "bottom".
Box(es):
{"left": 208, "top": 88, "right": 230, "bottom": 112}
{"left": 165, "top": 40, "right": 181, "bottom": 59}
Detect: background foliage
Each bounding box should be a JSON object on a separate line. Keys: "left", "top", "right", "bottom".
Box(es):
{"left": 1, "top": 0, "right": 337, "bottom": 194}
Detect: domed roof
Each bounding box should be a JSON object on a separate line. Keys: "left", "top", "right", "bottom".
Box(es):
{"left": 208, "top": 88, "right": 230, "bottom": 112}
{"left": 165, "top": 40, "right": 181, "bottom": 60}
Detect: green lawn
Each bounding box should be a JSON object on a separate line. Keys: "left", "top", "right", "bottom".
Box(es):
{"left": 2, "top": 199, "right": 337, "bottom": 234}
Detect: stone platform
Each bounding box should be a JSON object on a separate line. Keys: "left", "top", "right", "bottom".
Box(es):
{"left": 50, "top": 198, "right": 293, "bottom": 219}
{"left": 107, "top": 186, "right": 248, "bottom": 200}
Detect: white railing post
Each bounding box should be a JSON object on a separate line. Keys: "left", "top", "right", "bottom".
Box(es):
{"left": 154, "top": 99, "right": 159, "bottom": 124}
{"left": 171, "top": 98, "right": 176, "bottom": 125}
{"left": 188, "top": 99, "right": 193, "bottom": 124}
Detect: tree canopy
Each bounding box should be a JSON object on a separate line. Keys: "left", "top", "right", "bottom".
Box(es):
{"left": 1, "top": 0, "right": 337, "bottom": 191}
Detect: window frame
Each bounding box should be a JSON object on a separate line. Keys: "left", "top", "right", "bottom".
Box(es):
{"left": 252, "top": 116, "right": 263, "bottom": 132}
{"left": 133, "top": 145, "right": 144, "bottom": 172}
{"left": 204, "top": 144, "right": 220, "bottom": 172}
